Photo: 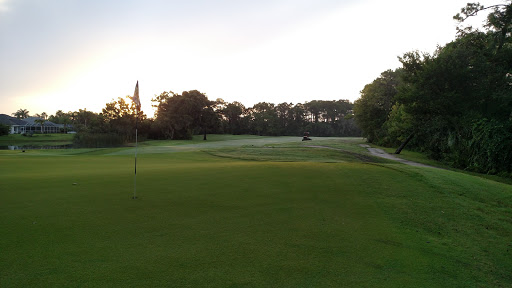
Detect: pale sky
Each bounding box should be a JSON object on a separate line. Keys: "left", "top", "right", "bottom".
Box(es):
{"left": 0, "top": 0, "right": 495, "bottom": 117}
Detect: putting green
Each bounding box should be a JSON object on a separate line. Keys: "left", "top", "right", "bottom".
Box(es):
{"left": 1, "top": 136, "right": 511, "bottom": 287}
{"left": 110, "top": 136, "right": 354, "bottom": 155}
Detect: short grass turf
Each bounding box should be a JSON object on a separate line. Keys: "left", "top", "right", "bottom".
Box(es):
{"left": 0, "top": 134, "right": 74, "bottom": 147}
{"left": 1, "top": 140, "right": 512, "bottom": 287}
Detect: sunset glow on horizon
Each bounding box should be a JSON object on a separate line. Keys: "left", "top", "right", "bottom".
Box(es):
{"left": 0, "top": 0, "right": 493, "bottom": 117}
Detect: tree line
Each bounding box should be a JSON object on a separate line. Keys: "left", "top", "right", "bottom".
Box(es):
{"left": 9, "top": 94, "right": 359, "bottom": 145}
{"left": 354, "top": 2, "right": 512, "bottom": 176}
{"left": 150, "top": 91, "right": 359, "bottom": 139}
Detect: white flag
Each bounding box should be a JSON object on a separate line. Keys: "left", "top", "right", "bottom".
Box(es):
{"left": 132, "top": 81, "right": 141, "bottom": 112}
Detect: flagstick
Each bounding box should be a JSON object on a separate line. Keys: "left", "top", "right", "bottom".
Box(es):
{"left": 133, "top": 114, "right": 138, "bottom": 199}
{"left": 131, "top": 80, "right": 140, "bottom": 200}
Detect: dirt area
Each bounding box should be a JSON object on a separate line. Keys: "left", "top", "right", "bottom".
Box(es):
{"left": 359, "top": 144, "right": 436, "bottom": 168}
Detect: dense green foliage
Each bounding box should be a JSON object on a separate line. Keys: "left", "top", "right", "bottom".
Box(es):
{"left": 150, "top": 92, "right": 360, "bottom": 139}
{"left": 151, "top": 90, "right": 218, "bottom": 139}
{"left": 46, "top": 99, "right": 152, "bottom": 147}
{"left": 72, "top": 132, "right": 127, "bottom": 148}
{"left": 0, "top": 123, "right": 9, "bottom": 136}
{"left": 354, "top": 2, "right": 512, "bottom": 175}
{"left": 353, "top": 69, "right": 403, "bottom": 143}
{"left": 1, "top": 136, "right": 511, "bottom": 287}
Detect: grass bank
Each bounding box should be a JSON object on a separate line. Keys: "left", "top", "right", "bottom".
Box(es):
{"left": 0, "top": 133, "right": 74, "bottom": 147}
{"left": 375, "top": 144, "right": 512, "bottom": 185}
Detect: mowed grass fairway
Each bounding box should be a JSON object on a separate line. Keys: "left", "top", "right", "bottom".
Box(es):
{"left": 1, "top": 136, "right": 511, "bottom": 287}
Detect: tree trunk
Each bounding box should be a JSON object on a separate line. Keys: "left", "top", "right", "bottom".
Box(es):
{"left": 395, "top": 134, "right": 414, "bottom": 154}
{"left": 203, "top": 125, "right": 207, "bottom": 140}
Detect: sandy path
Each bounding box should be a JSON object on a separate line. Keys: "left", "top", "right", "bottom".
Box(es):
{"left": 359, "top": 144, "right": 436, "bottom": 168}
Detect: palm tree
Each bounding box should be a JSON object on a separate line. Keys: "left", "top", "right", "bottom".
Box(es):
{"left": 62, "top": 117, "right": 70, "bottom": 134}
{"left": 12, "top": 109, "right": 29, "bottom": 119}
{"left": 34, "top": 119, "right": 46, "bottom": 134}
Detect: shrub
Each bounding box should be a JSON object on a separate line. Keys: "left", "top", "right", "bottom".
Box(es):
{"left": 73, "top": 133, "right": 127, "bottom": 148}
{"left": 0, "top": 124, "right": 9, "bottom": 136}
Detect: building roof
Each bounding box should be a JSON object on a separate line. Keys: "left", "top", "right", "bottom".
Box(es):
{"left": 0, "top": 114, "right": 26, "bottom": 125}
{"left": 23, "top": 117, "right": 58, "bottom": 127}
{"left": 0, "top": 114, "right": 58, "bottom": 127}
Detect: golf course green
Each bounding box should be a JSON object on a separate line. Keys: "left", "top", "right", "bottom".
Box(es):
{"left": 1, "top": 135, "right": 511, "bottom": 287}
